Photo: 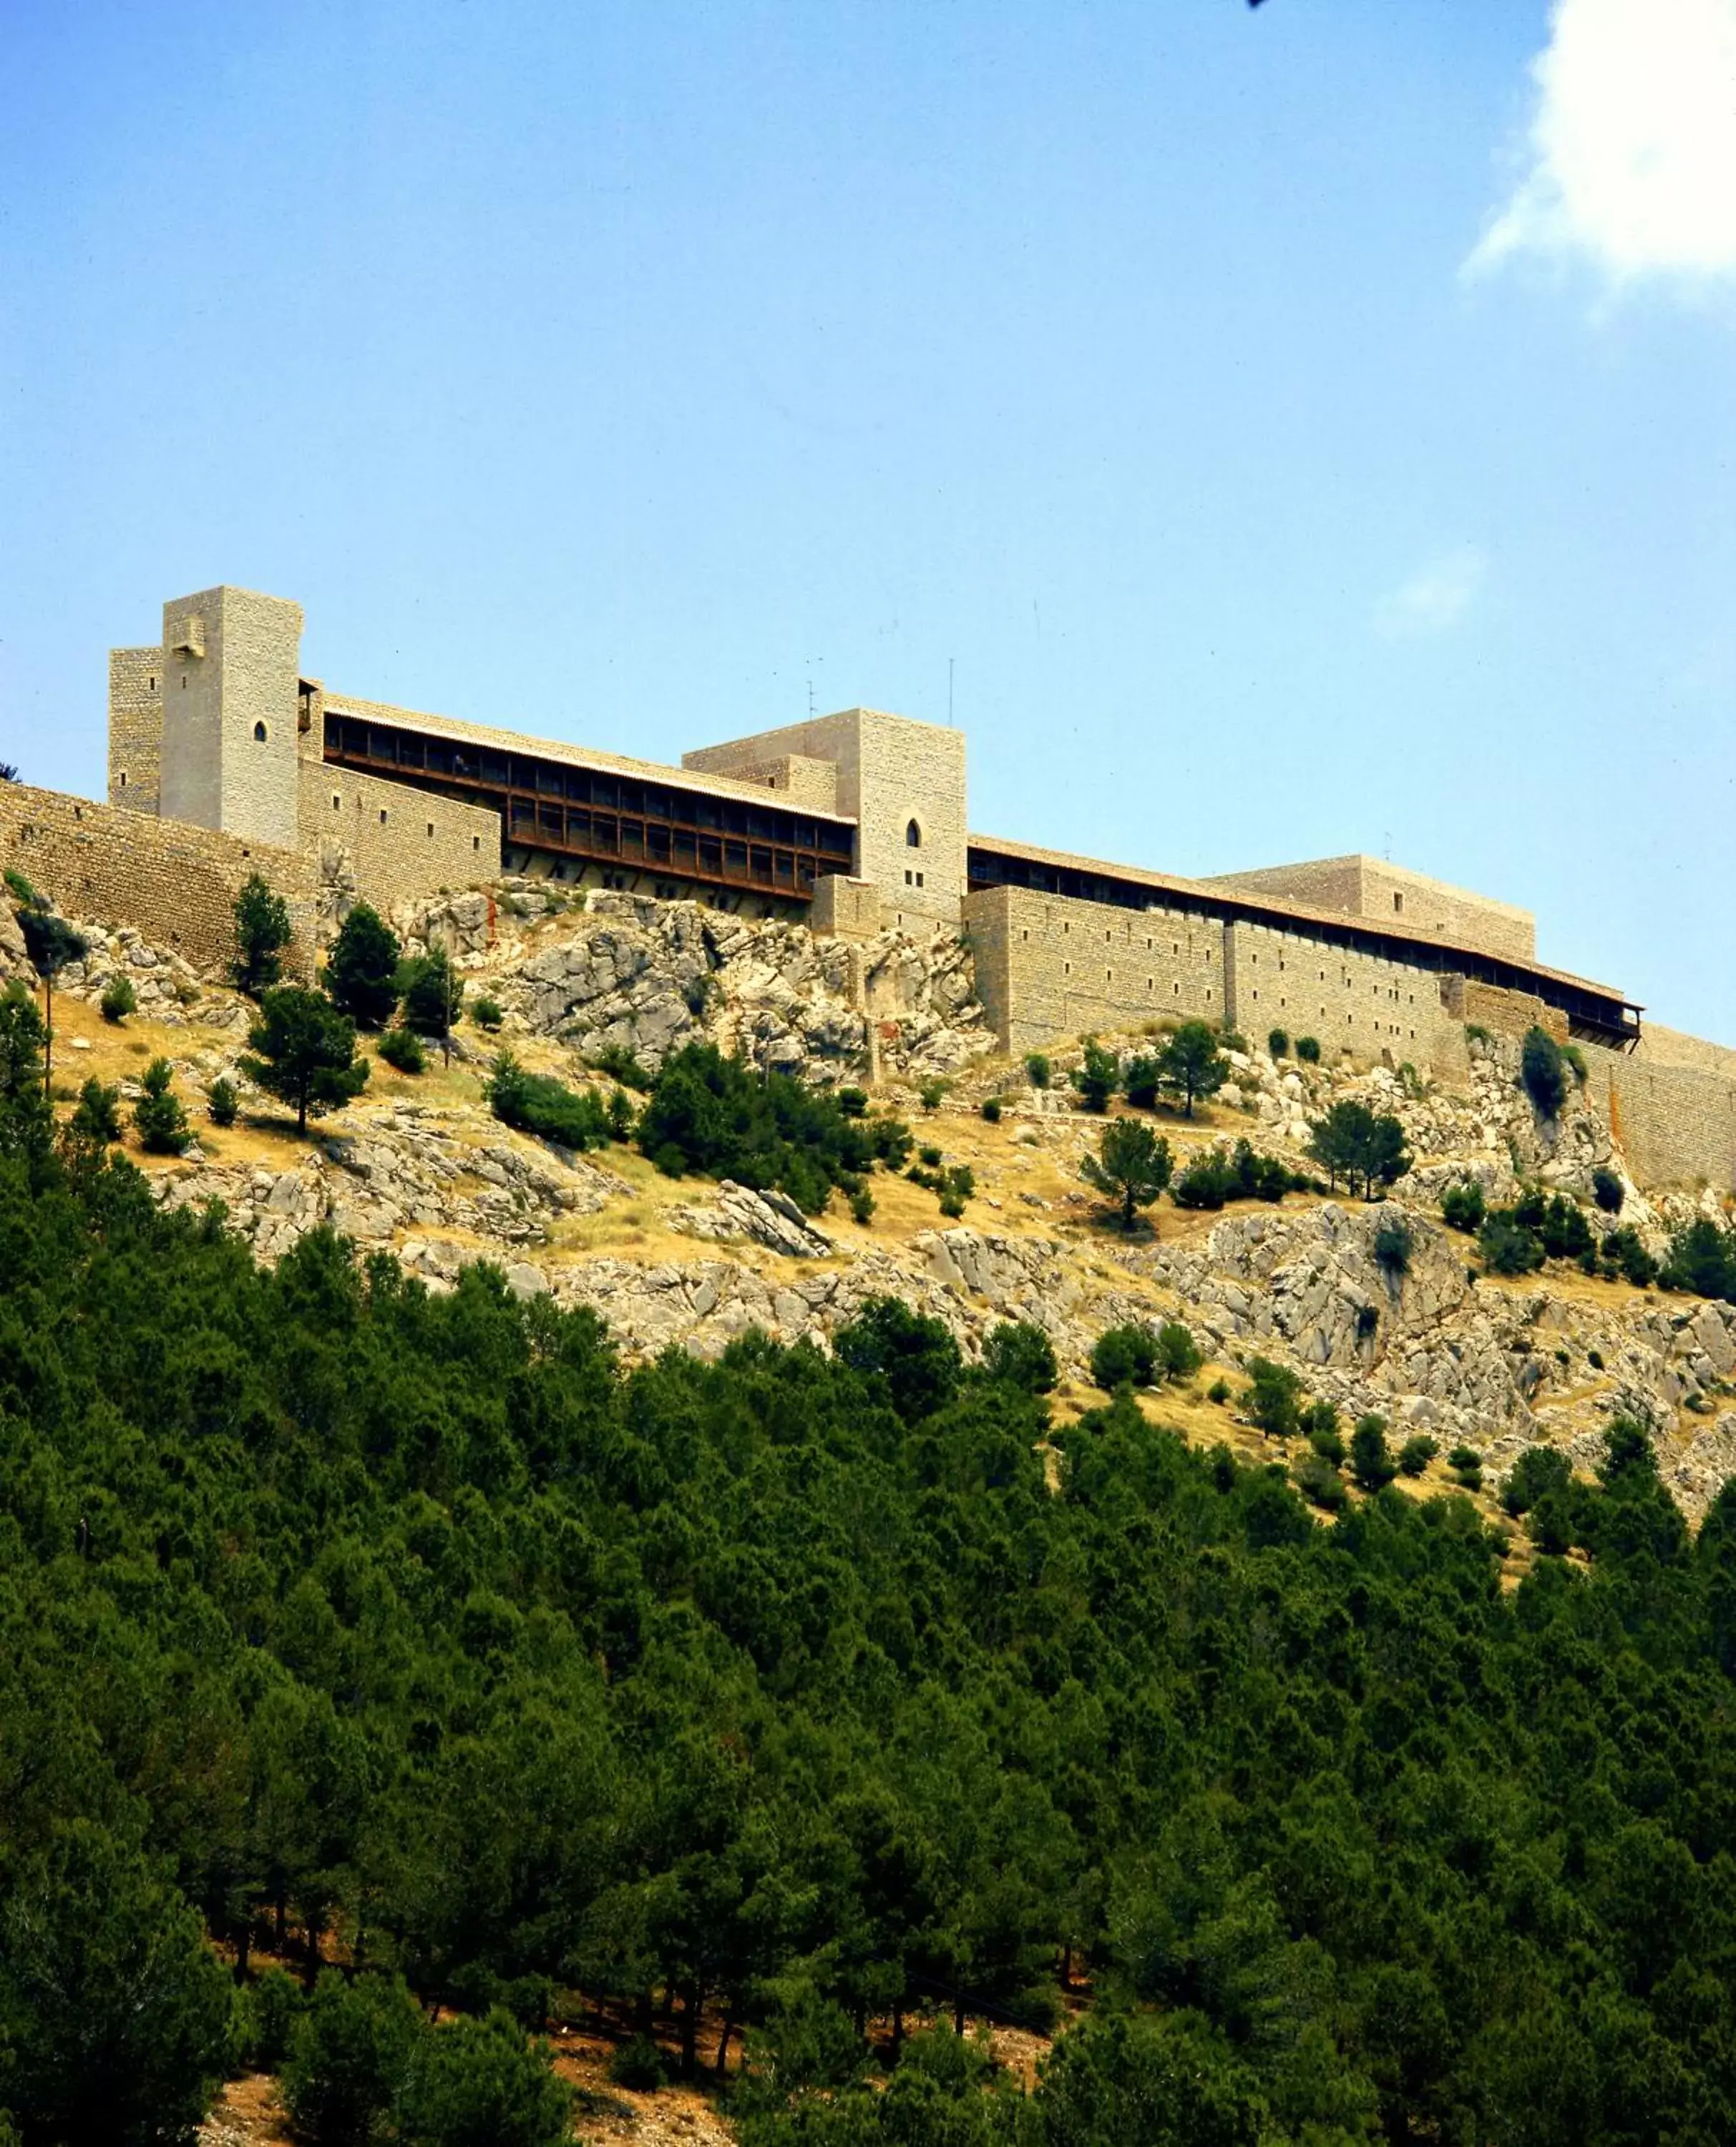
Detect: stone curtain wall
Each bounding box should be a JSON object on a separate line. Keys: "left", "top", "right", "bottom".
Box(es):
{"left": 1222, "top": 919, "right": 1468, "bottom": 1072}
{"left": 1635, "top": 1023, "right": 1736, "bottom": 1082}
{"left": 107, "top": 648, "right": 163, "bottom": 812}
{"left": 1208, "top": 855, "right": 1536, "bottom": 965}
{"left": 963, "top": 884, "right": 1227, "bottom": 1054}
{"left": 0, "top": 782, "right": 320, "bottom": 976}
{"left": 1442, "top": 977, "right": 1569, "bottom": 1048}
{"left": 1585, "top": 1044, "right": 1736, "bottom": 1192}
{"left": 299, "top": 763, "right": 501, "bottom": 914}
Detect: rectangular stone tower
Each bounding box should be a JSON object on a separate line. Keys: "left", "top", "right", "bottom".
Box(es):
{"left": 157, "top": 585, "right": 304, "bottom": 850}
{"left": 683, "top": 706, "right": 967, "bottom": 929}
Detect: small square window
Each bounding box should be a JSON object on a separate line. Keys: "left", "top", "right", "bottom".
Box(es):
{"left": 426, "top": 822, "right": 435, "bottom": 837}
{"left": 473, "top": 835, "right": 481, "bottom": 851}
{"left": 332, "top": 793, "right": 341, "bottom": 810}
{"left": 379, "top": 809, "right": 388, "bottom": 824}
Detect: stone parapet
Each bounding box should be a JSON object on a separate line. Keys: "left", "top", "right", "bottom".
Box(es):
{"left": 0, "top": 781, "right": 319, "bottom": 977}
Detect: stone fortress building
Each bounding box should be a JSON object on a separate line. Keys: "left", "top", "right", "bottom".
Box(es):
{"left": 1, "top": 581, "right": 1732, "bottom": 1189}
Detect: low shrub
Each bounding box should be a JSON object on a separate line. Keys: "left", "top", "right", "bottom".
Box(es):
{"left": 1373, "top": 1218, "right": 1413, "bottom": 1276}
{"left": 135, "top": 1058, "right": 192, "bottom": 1156}
{"left": 1592, "top": 1166, "right": 1624, "bottom": 1214}
{"left": 1025, "top": 1052, "right": 1050, "bottom": 1089}
{"left": 1441, "top": 1180, "right": 1486, "bottom": 1234}
{"left": 1501, "top": 1444, "right": 1572, "bottom": 1518}
{"left": 633, "top": 1040, "right": 899, "bottom": 1210}
{"left": 1294, "top": 1036, "right": 1321, "bottom": 1063}
{"left": 1122, "top": 1053, "right": 1161, "bottom": 1109}
{"left": 1267, "top": 1027, "right": 1289, "bottom": 1058}
{"left": 1069, "top": 1038, "right": 1119, "bottom": 1114}
{"left": 1661, "top": 1217, "right": 1736, "bottom": 1304}
{"left": 1246, "top": 1356, "right": 1305, "bottom": 1439}
{"left": 1479, "top": 1210, "right": 1545, "bottom": 1277}
{"left": 1156, "top": 1320, "right": 1201, "bottom": 1381}
{"left": 608, "top": 2035, "right": 669, "bottom": 2092}
{"left": 1208, "top": 1377, "right": 1232, "bottom": 1404}
{"left": 1397, "top": 1433, "right": 1438, "bottom": 1477}
{"left": 1521, "top": 1026, "right": 1568, "bottom": 1119}
{"left": 837, "top": 1087, "right": 869, "bottom": 1118}
{"left": 1448, "top": 1443, "right": 1484, "bottom": 1491}
{"left": 1292, "top": 1451, "right": 1346, "bottom": 1511}
{"left": 239, "top": 1965, "right": 303, "bottom": 2072}
{"left": 1307, "top": 1422, "right": 1347, "bottom": 1467}
{"left": 486, "top": 1051, "right": 616, "bottom": 1152}
{"left": 1351, "top": 1414, "right": 1396, "bottom": 1491}
{"left": 849, "top": 1187, "right": 875, "bottom": 1226}
{"left": 1172, "top": 1138, "right": 1302, "bottom": 1210}
{"left": 980, "top": 1097, "right": 1003, "bottom": 1124}
{"left": 982, "top": 1320, "right": 1059, "bottom": 1395}
{"left": 589, "top": 1044, "right": 653, "bottom": 1091}
{"left": 1602, "top": 1227, "right": 1657, "bottom": 1288}
{"left": 208, "top": 1077, "right": 238, "bottom": 1128}
{"left": 99, "top": 975, "right": 137, "bottom": 1023}
{"left": 1091, "top": 1323, "right": 1159, "bottom": 1391}
{"left": 471, "top": 995, "right": 504, "bottom": 1032}
{"left": 378, "top": 1026, "right": 426, "bottom": 1074}
{"left": 917, "top": 1078, "right": 947, "bottom": 1111}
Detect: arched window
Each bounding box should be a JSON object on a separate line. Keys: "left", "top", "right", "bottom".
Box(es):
{"left": 253, "top": 720, "right": 268, "bottom": 742}
{"left": 906, "top": 818, "right": 922, "bottom": 849}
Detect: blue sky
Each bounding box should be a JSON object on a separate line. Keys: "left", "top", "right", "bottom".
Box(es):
{"left": 2, "top": 1, "right": 1733, "bottom": 1039}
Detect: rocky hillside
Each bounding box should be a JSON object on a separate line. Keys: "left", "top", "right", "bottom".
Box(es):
{"left": 16, "top": 881, "right": 1736, "bottom": 1521}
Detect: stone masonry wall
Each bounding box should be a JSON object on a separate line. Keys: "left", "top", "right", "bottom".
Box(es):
{"left": 686, "top": 708, "right": 967, "bottom": 930}
{"left": 1444, "top": 976, "right": 1569, "bottom": 1047}
{"left": 1585, "top": 1043, "right": 1736, "bottom": 1192}
{"left": 0, "top": 782, "right": 319, "bottom": 975}
{"left": 160, "top": 586, "right": 304, "bottom": 851}
{"left": 1635, "top": 1023, "right": 1736, "bottom": 1082}
{"left": 964, "top": 883, "right": 1226, "bottom": 1054}
{"left": 298, "top": 762, "right": 500, "bottom": 915}
{"left": 1208, "top": 854, "right": 1536, "bottom": 965}
{"left": 107, "top": 648, "right": 163, "bottom": 813}
{"left": 1223, "top": 918, "right": 1468, "bottom": 1074}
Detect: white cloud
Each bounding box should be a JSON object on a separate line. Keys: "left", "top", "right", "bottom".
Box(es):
{"left": 1468, "top": 0, "right": 1736, "bottom": 284}
{"left": 1375, "top": 547, "right": 1488, "bottom": 639}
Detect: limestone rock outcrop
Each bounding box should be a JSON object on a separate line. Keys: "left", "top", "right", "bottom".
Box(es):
{"left": 399, "top": 886, "right": 991, "bottom": 1084}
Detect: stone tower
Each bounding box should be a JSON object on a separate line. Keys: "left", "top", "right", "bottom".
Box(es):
{"left": 156, "top": 585, "right": 303, "bottom": 850}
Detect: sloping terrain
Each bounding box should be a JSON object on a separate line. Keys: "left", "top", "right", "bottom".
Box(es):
{"left": 24, "top": 880, "right": 1736, "bottom": 1521}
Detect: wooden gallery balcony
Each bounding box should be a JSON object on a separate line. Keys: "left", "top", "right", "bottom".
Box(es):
{"left": 322, "top": 711, "right": 856, "bottom": 905}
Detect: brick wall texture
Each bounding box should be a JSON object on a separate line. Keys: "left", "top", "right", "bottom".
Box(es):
{"left": 0, "top": 782, "right": 319, "bottom": 977}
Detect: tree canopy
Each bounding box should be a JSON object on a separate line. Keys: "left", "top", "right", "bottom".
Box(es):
{"left": 2, "top": 1104, "right": 1736, "bottom": 2140}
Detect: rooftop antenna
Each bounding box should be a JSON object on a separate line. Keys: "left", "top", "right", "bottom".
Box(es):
{"left": 806, "top": 658, "right": 822, "bottom": 720}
